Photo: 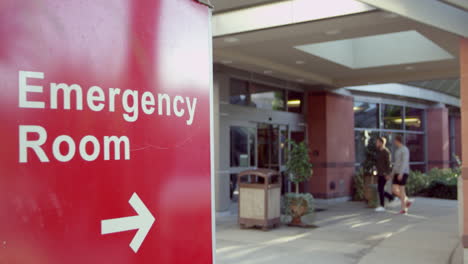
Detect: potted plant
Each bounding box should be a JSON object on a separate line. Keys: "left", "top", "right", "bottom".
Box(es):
{"left": 282, "top": 140, "right": 314, "bottom": 227}
{"left": 359, "top": 134, "right": 379, "bottom": 207}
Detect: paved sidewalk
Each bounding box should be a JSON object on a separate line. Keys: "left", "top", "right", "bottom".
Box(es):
{"left": 216, "top": 198, "right": 461, "bottom": 264}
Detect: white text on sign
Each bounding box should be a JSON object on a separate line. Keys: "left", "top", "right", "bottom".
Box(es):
{"left": 17, "top": 71, "right": 199, "bottom": 163}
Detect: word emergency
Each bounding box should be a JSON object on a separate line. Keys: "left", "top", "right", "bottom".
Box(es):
{"left": 19, "top": 71, "right": 198, "bottom": 125}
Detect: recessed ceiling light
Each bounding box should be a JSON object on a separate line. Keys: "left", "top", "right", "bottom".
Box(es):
{"left": 296, "top": 79, "right": 304, "bottom": 82}
{"left": 383, "top": 12, "right": 399, "bottom": 18}
{"left": 224, "top": 37, "right": 239, "bottom": 43}
{"left": 296, "top": 60, "right": 305, "bottom": 65}
{"left": 221, "top": 60, "right": 233, "bottom": 64}
{"left": 264, "top": 70, "right": 273, "bottom": 74}
{"left": 405, "top": 66, "right": 415, "bottom": 70}
{"left": 325, "top": 29, "right": 341, "bottom": 35}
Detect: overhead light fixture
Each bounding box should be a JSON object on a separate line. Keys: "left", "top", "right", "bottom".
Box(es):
{"left": 221, "top": 60, "right": 233, "bottom": 64}
{"left": 325, "top": 29, "right": 341, "bottom": 35}
{"left": 353, "top": 106, "right": 364, "bottom": 111}
{"left": 224, "top": 37, "right": 239, "bottom": 43}
{"left": 287, "top": 100, "right": 301, "bottom": 107}
{"left": 296, "top": 60, "right": 305, "bottom": 65}
{"left": 392, "top": 117, "right": 421, "bottom": 125}
{"left": 264, "top": 70, "right": 273, "bottom": 74}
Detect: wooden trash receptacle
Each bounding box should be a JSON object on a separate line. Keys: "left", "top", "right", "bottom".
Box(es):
{"left": 237, "top": 169, "right": 281, "bottom": 231}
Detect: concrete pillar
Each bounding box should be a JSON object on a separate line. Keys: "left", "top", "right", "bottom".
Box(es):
{"left": 306, "top": 92, "right": 355, "bottom": 199}
{"left": 460, "top": 38, "right": 468, "bottom": 248}
{"left": 426, "top": 106, "right": 450, "bottom": 170}
{"left": 213, "top": 74, "right": 231, "bottom": 212}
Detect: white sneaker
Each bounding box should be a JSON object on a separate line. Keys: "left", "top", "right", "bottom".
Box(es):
{"left": 375, "top": 207, "right": 386, "bottom": 212}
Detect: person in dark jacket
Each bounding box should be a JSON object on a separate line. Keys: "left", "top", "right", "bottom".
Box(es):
{"left": 374, "top": 137, "right": 395, "bottom": 212}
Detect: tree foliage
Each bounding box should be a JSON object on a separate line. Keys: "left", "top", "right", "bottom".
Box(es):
{"left": 285, "top": 140, "right": 313, "bottom": 192}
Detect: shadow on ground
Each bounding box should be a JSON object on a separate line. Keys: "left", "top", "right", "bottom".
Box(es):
{"left": 216, "top": 198, "right": 460, "bottom": 264}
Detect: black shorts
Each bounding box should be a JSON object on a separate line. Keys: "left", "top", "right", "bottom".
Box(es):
{"left": 393, "top": 173, "right": 409, "bottom": 186}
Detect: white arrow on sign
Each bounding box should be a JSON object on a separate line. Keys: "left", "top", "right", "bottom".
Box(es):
{"left": 101, "top": 192, "right": 155, "bottom": 253}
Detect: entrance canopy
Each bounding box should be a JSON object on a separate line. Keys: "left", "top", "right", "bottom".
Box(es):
{"left": 212, "top": 0, "right": 466, "bottom": 95}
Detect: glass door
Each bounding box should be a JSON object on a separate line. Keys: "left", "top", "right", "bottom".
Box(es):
{"left": 257, "top": 123, "right": 289, "bottom": 171}
{"left": 228, "top": 122, "right": 257, "bottom": 201}
{"left": 257, "top": 124, "right": 279, "bottom": 170}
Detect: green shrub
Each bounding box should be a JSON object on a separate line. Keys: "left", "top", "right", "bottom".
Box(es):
{"left": 406, "top": 168, "right": 460, "bottom": 199}
{"left": 427, "top": 168, "right": 459, "bottom": 185}
{"left": 406, "top": 171, "right": 429, "bottom": 196}
{"left": 285, "top": 140, "right": 313, "bottom": 194}
{"left": 420, "top": 180, "right": 457, "bottom": 200}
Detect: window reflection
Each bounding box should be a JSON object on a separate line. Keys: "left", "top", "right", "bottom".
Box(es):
{"left": 410, "top": 164, "right": 426, "bottom": 173}
{"left": 229, "top": 79, "right": 249, "bottom": 106}
{"left": 382, "top": 105, "right": 403, "bottom": 130}
{"left": 355, "top": 130, "right": 379, "bottom": 164}
{"left": 354, "top": 102, "right": 379, "bottom": 128}
{"left": 287, "top": 91, "right": 303, "bottom": 113}
{"left": 229, "top": 78, "right": 302, "bottom": 113}
{"left": 250, "top": 83, "right": 285, "bottom": 111}
{"left": 406, "top": 133, "right": 425, "bottom": 162}
{"left": 354, "top": 101, "right": 427, "bottom": 172}
{"left": 405, "top": 107, "right": 424, "bottom": 131}
{"left": 230, "top": 126, "right": 256, "bottom": 167}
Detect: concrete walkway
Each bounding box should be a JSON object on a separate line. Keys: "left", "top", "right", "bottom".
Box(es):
{"left": 216, "top": 198, "right": 461, "bottom": 264}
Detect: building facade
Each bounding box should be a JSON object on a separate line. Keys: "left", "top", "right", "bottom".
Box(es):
{"left": 214, "top": 65, "right": 461, "bottom": 211}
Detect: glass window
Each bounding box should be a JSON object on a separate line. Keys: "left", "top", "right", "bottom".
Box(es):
{"left": 406, "top": 133, "right": 425, "bottom": 162}
{"left": 230, "top": 126, "right": 256, "bottom": 167}
{"left": 355, "top": 130, "right": 380, "bottom": 164}
{"left": 354, "top": 103, "right": 427, "bottom": 173}
{"left": 382, "top": 104, "right": 403, "bottom": 130}
{"left": 249, "top": 128, "right": 256, "bottom": 167}
{"left": 410, "top": 164, "right": 426, "bottom": 173}
{"left": 287, "top": 91, "right": 303, "bottom": 113}
{"left": 280, "top": 126, "right": 289, "bottom": 165}
{"left": 229, "top": 79, "right": 249, "bottom": 106}
{"left": 405, "top": 107, "right": 424, "bottom": 131}
{"left": 354, "top": 102, "right": 379, "bottom": 128}
{"left": 250, "top": 83, "right": 285, "bottom": 111}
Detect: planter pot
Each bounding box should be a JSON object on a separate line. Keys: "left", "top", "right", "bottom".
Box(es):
{"left": 282, "top": 193, "right": 316, "bottom": 228}
{"left": 365, "top": 183, "right": 379, "bottom": 208}
{"left": 363, "top": 174, "right": 377, "bottom": 202}
{"left": 290, "top": 203, "right": 307, "bottom": 225}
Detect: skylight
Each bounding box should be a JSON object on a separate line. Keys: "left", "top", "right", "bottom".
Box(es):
{"left": 294, "top": 30, "right": 454, "bottom": 69}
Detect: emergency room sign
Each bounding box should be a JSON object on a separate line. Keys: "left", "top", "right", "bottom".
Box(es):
{"left": 0, "top": 1, "right": 213, "bottom": 263}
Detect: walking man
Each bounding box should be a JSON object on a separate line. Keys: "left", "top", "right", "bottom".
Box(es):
{"left": 392, "top": 135, "right": 413, "bottom": 214}
{"left": 375, "top": 137, "right": 395, "bottom": 212}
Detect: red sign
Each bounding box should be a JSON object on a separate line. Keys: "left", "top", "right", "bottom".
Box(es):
{"left": 0, "top": 0, "right": 213, "bottom": 263}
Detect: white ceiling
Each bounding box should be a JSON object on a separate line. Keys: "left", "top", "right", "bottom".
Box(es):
{"left": 213, "top": 10, "right": 461, "bottom": 92}
{"left": 211, "top": 0, "right": 281, "bottom": 13}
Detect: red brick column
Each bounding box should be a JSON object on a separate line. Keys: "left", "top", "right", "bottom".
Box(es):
{"left": 306, "top": 92, "right": 355, "bottom": 199}
{"left": 426, "top": 107, "right": 450, "bottom": 169}
{"left": 460, "top": 38, "right": 468, "bottom": 247}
